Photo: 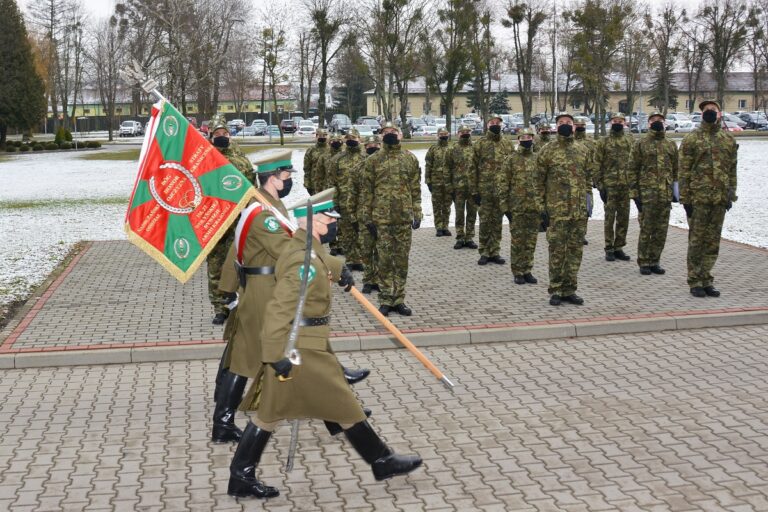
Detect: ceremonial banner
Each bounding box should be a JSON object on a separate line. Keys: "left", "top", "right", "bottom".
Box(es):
{"left": 125, "top": 100, "right": 256, "bottom": 283}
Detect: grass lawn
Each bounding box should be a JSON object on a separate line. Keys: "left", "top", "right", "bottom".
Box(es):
{"left": 0, "top": 197, "right": 128, "bottom": 209}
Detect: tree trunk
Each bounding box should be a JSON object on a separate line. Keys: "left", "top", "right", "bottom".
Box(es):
{"left": 0, "top": 121, "right": 7, "bottom": 146}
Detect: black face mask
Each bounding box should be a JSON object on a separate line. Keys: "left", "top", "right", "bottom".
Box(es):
{"left": 557, "top": 125, "right": 573, "bottom": 137}
{"left": 317, "top": 138, "right": 327, "bottom": 144}
{"left": 439, "top": 136, "right": 449, "bottom": 141}
{"left": 650, "top": 120, "right": 665, "bottom": 132}
{"left": 213, "top": 136, "right": 230, "bottom": 148}
{"left": 366, "top": 147, "right": 379, "bottom": 155}
{"left": 460, "top": 133, "right": 471, "bottom": 139}
{"left": 702, "top": 110, "right": 718, "bottom": 123}
{"left": 611, "top": 123, "right": 624, "bottom": 133}
{"left": 319, "top": 221, "right": 338, "bottom": 245}
{"left": 488, "top": 125, "right": 501, "bottom": 134}
{"left": 277, "top": 177, "right": 293, "bottom": 198}
{"left": 520, "top": 140, "right": 533, "bottom": 149}
{"left": 382, "top": 133, "right": 398, "bottom": 145}
{"left": 346, "top": 140, "right": 359, "bottom": 148}
{"left": 330, "top": 141, "right": 342, "bottom": 149}
{"left": 575, "top": 126, "right": 586, "bottom": 133}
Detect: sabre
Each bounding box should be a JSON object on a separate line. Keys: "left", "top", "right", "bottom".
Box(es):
{"left": 349, "top": 287, "right": 455, "bottom": 390}
{"left": 281, "top": 199, "right": 314, "bottom": 472}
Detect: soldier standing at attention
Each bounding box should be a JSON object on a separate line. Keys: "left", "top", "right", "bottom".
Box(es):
{"left": 534, "top": 122, "right": 553, "bottom": 151}
{"left": 473, "top": 115, "right": 513, "bottom": 265}
{"left": 361, "top": 122, "right": 421, "bottom": 316}
{"left": 679, "top": 100, "right": 738, "bottom": 298}
{"left": 425, "top": 128, "right": 453, "bottom": 237}
{"left": 330, "top": 128, "right": 366, "bottom": 270}
{"left": 360, "top": 135, "right": 381, "bottom": 293}
{"left": 447, "top": 124, "right": 478, "bottom": 250}
{"left": 316, "top": 133, "right": 345, "bottom": 254}
{"left": 631, "top": 112, "right": 679, "bottom": 276}
{"left": 228, "top": 194, "right": 421, "bottom": 499}
{"left": 574, "top": 118, "right": 597, "bottom": 245}
{"left": 207, "top": 115, "right": 256, "bottom": 325}
{"left": 303, "top": 128, "right": 328, "bottom": 195}
{"left": 537, "top": 113, "right": 591, "bottom": 306}
{"left": 595, "top": 113, "right": 633, "bottom": 262}
{"left": 499, "top": 128, "right": 541, "bottom": 285}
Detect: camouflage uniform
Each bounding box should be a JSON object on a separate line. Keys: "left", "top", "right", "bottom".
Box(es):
{"left": 360, "top": 136, "right": 381, "bottom": 287}
{"left": 314, "top": 135, "right": 344, "bottom": 192}
{"left": 537, "top": 133, "right": 591, "bottom": 296}
{"left": 595, "top": 123, "right": 633, "bottom": 253}
{"left": 447, "top": 132, "right": 477, "bottom": 245}
{"left": 534, "top": 124, "right": 553, "bottom": 153}
{"left": 499, "top": 142, "right": 542, "bottom": 276}
{"left": 361, "top": 141, "right": 421, "bottom": 307}
{"left": 207, "top": 143, "right": 256, "bottom": 316}
{"left": 631, "top": 128, "right": 678, "bottom": 268}
{"left": 425, "top": 135, "right": 452, "bottom": 233}
{"left": 574, "top": 123, "right": 597, "bottom": 241}
{"left": 679, "top": 114, "right": 738, "bottom": 288}
{"left": 329, "top": 134, "right": 366, "bottom": 265}
{"left": 473, "top": 130, "right": 514, "bottom": 258}
{"left": 303, "top": 133, "right": 329, "bottom": 195}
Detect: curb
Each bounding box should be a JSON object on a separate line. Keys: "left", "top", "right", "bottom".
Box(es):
{"left": 1, "top": 309, "right": 766, "bottom": 369}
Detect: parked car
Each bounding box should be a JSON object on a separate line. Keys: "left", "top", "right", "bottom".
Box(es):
{"left": 674, "top": 120, "right": 695, "bottom": 133}
{"left": 250, "top": 119, "right": 268, "bottom": 135}
{"left": 331, "top": 114, "right": 352, "bottom": 134}
{"left": 265, "top": 125, "right": 281, "bottom": 136}
{"left": 664, "top": 113, "right": 690, "bottom": 131}
{"left": 408, "top": 118, "right": 427, "bottom": 132}
{"left": 413, "top": 125, "right": 439, "bottom": 137}
{"left": 737, "top": 112, "right": 767, "bottom": 129}
{"left": 119, "top": 120, "right": 143, "bottom": 137}
{"left": 240, "top": 125, "right": 258, "bottom": 136}
{"left": 352, "top": 124, "right": 374, "bottom": 138}
{"left": 227, "top": 119, "right": 245, "bottom": 131}
{"left": 296, "top": 124, "right": 316, "bottom": 136}
{"left": 722, "top": 114, "right": 747, "bottom": 129}
{"left": 279, "top": 119, "right": 297, "bottom": 133}
{"left": 721, "top": 120, "right": 744, "bottom": 132}
{"left": 356, "top": 117, "right": 381, "bottom": 133}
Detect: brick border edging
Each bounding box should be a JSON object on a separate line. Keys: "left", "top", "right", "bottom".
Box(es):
{"left": 1, "top": 308, "right": 766, "bottom": 369}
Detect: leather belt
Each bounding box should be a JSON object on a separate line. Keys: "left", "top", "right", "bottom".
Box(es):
{"left": 295, "top": 316, "right": 331, "bottom": 327}
{"left": 242, "top": 266, "right": 275, "bottom": 275}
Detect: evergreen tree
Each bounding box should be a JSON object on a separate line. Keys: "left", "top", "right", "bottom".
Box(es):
{"left": 648, "top": 76, "right": 679, "bottom": 111}
{"left": 0, "top": 0, "right": 47, "bottom": 146}
{"left": 489, "top": 90, "right": 511, "bottom": 114}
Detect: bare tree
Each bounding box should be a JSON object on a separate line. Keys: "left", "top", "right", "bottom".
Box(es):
{"left": 680, "top": 22, "right": 707, "bottom": 113}
{"left": 89, "top": 16, "right": 126, "bottom": 141}
{"left": 620, "top": 29, "right": 647, "bottom": 115}
{"left": 223, "top": 33, "right": 257, "bottom": 120}
{"left": 744, "top": 3, "right": 766, "bottom": 110}
{"left": 297, "top": 31, "right": 321, "bottom": 117}
{"left": 643, "top": 3, "right": 686, "bottom": 115}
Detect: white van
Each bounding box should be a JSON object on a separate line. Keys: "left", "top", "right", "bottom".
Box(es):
{"left": 119, "top": 120, "right": 143, "bottom": 137}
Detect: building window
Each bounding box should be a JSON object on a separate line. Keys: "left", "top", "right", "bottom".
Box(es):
{"left": 116, "top": 108, "right": 122, "bottom": 114}
{"left": 685, "top": 100, "right": 694, "bottom": 110}
{"left": 83, "top": 109, "right": 90, "bottom": 114}
{"left": 738, "top": 99, "right": 747, "bottom": 109}
{"left": 228, "top": 105, "right": 234, "bottom": 111}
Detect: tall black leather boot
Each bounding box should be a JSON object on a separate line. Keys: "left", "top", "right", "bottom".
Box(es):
{"left": 344, "top": 421, "right": 422, "bottom": 481}
{"left": 211, "top": 371, "right": 248, "bottom": 443}
{"left": 324, "top": 408, "right": 372, "bottom": 436}
{"left": 227, "top": 422, "right": 279, "bottom": 499}
{"left": 213, "top": 347, "right": 229, "bottom": 404}
{"left": 342, "top": 366, "right": 370, "bottom": 385}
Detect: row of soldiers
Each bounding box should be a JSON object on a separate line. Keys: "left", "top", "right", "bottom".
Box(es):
{"left": 423, "top": 100, "right": 737, "bottom": 304}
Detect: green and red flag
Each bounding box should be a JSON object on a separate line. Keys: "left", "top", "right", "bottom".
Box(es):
{"left": 125, "top": 100, "right": 256, "bottom": 282}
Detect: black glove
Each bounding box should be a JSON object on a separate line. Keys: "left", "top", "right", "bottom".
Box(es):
{"left": 427, "top": 183, "right": 432, "bottom": 193}
{"left": 366, "top": 222, "right": 378, "bottom": 240}
{"left": 222, "top": 291, "right": 237, "bottom": 304}
{"left": 451, "top": 191, "right": 456, "bottom": 201}
{"left": 633, "top": 197, "right": 642, "bottom": 213}
{"left": 339, "top": 265, "right": 354, "bottom": 291}
{"left": 726, "top": 200, "right": 733, "bottom": 211}
{"left": 683, "top": 203, "right": 693, "bottom": 217}
{"left": 599, "top": 189, "right": 607, "bottom": 203}
{"left": 307, "top": 188, "right": 314, "bottom": 196}
{"left": 412, "top": 218, "right": 421, "bottom": 230}
{"left": 540, "top": 211, "right": 550, "bottom": 230}
{"left": 270, "top": 358, "right": 293, "bottom": 379}
{"left": 504, "top": 211, "right": 512, "bottom": 222}
{"left": 474, "top": 194, "right": 481, "bottom": 206}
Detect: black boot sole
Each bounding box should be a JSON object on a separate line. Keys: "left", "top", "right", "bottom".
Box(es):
{"left": 373, "top": 457, "right": 423, "bottom": 481}
{"left": 227, "top": 479, "right": 279, "bottom": 499}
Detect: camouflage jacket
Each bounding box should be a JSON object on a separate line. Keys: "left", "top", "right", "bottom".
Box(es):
{"left": 595, "top": 131, "right": 633, "bottom": 190}
{"left": 361, "top": 143, "right": 422, "bottom": 226}
{"left": 314, "top": 145, "right": 343, "bottom": 192}
{"left": 575, "top": 131, "right": 599, "bottom": 186}
{"left": 631, "top": 132, "right": 679, "bottom": 204}
{"left": 446, "top": 138, "right": 475, "bottom": 194}
{"left": 473, "top": 132, "right": 514, "bottom": 196}
{"left": 303, "top": 142, "right": 329, "bottom": 192}
{"left": 425, "top": 140, "right": 452, "bottom": 190}
{"left": 536, "top": 135, "right": 591, "bottom": 220}
{"left": 679, "top": 122, "right": 738, "bottom": 205}
{"left": 219, "top": 145, "right": 256, "bottom": 185}
{"left": 499, "top": 146, "right": 542, "bottom": 213}
{"left": 329, "top": 145, "right": 365, "bottom": 220}
{"left": 533, "top": 134, "right": 553, "bottom": 153}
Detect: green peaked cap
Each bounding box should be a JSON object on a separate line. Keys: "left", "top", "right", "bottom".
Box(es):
{"left": 252, "top": 149, "right": 295, "bottom": 174}
{"left": 289, "top": 188, "right": 339, "bottom": 218}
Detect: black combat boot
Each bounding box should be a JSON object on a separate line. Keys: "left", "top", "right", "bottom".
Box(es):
{"left": 549, "top": 294, "right": 562, "bottom": 306}
{"left": 453, "top": 240, "right": 464, "bottom": 249}
{"left": 325, "top": 408, "right": 372, "bottom": 436}
{"left": 690, "top": 287, "right": 706, "bottom": 298}
{"left": 464, "top": 240, "right": 478, "bottom": 249}
{"left": 703, "top": 285, "right": 721, "bottom": 297}
{"left": 343, "top": 421, "right": 422, "bottom": 481}
{"left": 212, "top": 371, "right": 248, "bottom": 443}
{"left": 562, "top": 294, "right": 584, "bottom": 305}
{"left": 649, "top": 265, "right": 666, "bottom": 275}
{"left": 605, "top": 251, "right": 616, "bottom": 262}
{"left": 477, "top": 256, "right": 489, "bottom": 265}
{"left": 348, "top": 263, "right": 365, "bottom": 271}
{"left": 343, "top": 366, "right": 370, "bottom": 385}
{"left": 362, "top": 284, "right": 375, "bottom": 294}
{"left": 435, "top": 229, "right": 444, "bottom": 237}
{"left": 394, "top": 304, "right": 412, "bottom": 316}
{"left": 614, "top": 249, "right": 631, "bottom": 261}
{"left": 212, "top": 311, "right": 229, "bottom": 325}
{"left": 583, "top": 239, "right": 589, "bottom": 245}
{"left": 443, "top": 229, "right": 452, "bottom": 236}
{"left": 378, "top": 305, "right": 391, "bottom": 316}
{"left": 523, "top": 273, "right": 537, "bottom": 284}
{"left": 489, "top": 255, "right": 506, "bottom": 264}
{"left": 227, "top": 422, "right": 279, "bottom": 499}
{"left": 514, "top": 275, "right": 526, "bottom": 285}
{"left": 639, "top": 266, "right": 652, "bottom": 275}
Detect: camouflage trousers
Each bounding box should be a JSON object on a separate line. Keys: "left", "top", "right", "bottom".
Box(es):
{"left": 377, "top": 223, "right": 412, "bottom": 307}
{"left": 454, "top": 188, "right": 477, "bottom": 242}
{"left": 509, "top": 210, "right": 540, "bottom": 275}
{"left": 546, "top": 217, "right": 588, "bottom": 296}
{"left": 360, "top": 228, "right": 379, "bottom": 286}
{"left": 478, "top": 193, "right": 503, "bottom": 257}
{"left": 207, "top": 234, "right": 234, "bottom": 315}
{"left": 637, "top": 201, "right": 671, "bottom": 267}
{"left": 604, "top": 185, "right": 630, "bottom": 251}
{"left": 686, "top": 203, "right": 726, "bottom": 288}
{"left": 430, "top": 184, "right": 452, "bottom": 231}
{"left": 339, "top": 218, "right": 362, "bottom": 265}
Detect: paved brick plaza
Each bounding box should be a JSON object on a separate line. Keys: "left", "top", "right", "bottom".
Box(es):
{"left": 1, "top": 325, "right": 768, "bottom": 511}
{"left": 1, "top": 221, "right": 767, "bottom": 358}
